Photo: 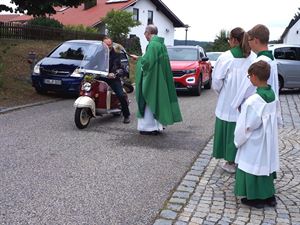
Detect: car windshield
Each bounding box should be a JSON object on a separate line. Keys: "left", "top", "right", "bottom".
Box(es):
{"left": 207, "top": 52, "right": 222, "bottom": 61}
{"left": 167, "top": 48, "right": 198, "bottom": 61}
{"left": 49, "top": 42, "right": 98, "bottom": 60}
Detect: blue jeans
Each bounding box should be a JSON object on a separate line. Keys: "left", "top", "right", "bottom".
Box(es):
{"left": 101, "top": 78, "right": 130, "bottom": 118}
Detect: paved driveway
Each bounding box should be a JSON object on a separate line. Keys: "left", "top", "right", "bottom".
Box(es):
{"left": 0, "top": 89, "right": 217, "bottom": 225}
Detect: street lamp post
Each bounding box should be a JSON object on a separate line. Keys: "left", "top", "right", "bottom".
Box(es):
{"left": 185, "top": 24, "right": 190, "bottom": 45}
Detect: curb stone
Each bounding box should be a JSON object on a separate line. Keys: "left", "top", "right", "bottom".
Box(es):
{"left": 0, "top": 98, "right": 63, "bottom": 114}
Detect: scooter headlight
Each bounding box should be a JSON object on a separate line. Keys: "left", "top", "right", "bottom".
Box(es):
{"left": 82, "top": 82, "right": 92, "bottom": 92}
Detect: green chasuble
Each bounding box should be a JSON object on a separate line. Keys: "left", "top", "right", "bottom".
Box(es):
{"left": 135, "top": 35, "right": 182, "bottom": 125}
{"left": 212, "top": 46, "right": 244, "bottom": 162}
{"left": 235, "top": 85, "right": 276, "bottom": 200}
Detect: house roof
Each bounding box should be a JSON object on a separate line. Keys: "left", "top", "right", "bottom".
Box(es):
{"left": 11, "top": 0, "right": 185, "bottom": 28}
{"left": 281, "top": 13, "right": 300, "bottom": 41}
{"left": 0, "top": 14, "right": 20, "bottom": 22}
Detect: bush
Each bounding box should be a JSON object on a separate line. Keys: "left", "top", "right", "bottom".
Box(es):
{"left": 119, "top": 36, "right": 142, "bottom": 55}
{"left": 27, "top": 17, "right": 63, "bottom": 29}
{"left": 64, "top": 24, "right": 99, "bottom": 34}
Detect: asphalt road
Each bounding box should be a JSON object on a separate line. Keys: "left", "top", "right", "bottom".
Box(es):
{"left": 0, "top": 89, "right": 217, "bottom": 225}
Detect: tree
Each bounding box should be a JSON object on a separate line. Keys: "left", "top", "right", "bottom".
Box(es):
{"left": 0, "top": 0, "right": 86, "bottom": 17}
{"left": 206, "top": 30, "right": 230, "bottom": 52}
{"left": 101, "top": 9, "right": 141, "bottom": 43}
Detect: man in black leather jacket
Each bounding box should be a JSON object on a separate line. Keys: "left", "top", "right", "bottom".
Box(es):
{"left": 102, "top": 37, "right": 130, "bottom": 123}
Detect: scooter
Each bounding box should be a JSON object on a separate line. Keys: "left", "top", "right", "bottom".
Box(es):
{"left": 73, "top": 41, "right": 133, "bottom": 129}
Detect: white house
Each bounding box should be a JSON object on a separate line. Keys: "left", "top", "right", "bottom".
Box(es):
{"left": 124, "top": 0, "right": 184, "bottom": 52}
{"left": 281, "top": 13, "right": 300, "bottom": 44}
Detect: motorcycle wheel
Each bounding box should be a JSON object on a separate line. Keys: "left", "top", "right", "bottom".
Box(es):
{"left": 75, "top": 108, "right": 91, "bottom": 129}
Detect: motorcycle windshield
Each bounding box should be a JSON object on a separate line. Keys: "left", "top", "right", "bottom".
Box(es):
{"left": 79, "top": 42, "right": 109, "bottom": 77}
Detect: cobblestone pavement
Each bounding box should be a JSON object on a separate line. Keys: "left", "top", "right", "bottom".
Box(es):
{"left": 153, "top": 92, "right": 300, "bottom": 225}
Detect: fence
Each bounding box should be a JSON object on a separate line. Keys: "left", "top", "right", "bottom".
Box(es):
{"left": 0, "top": 22, "right": 104, "bottom": 41}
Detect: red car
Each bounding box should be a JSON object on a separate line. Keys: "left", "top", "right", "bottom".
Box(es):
{"left": 167, "top": 45, "right": 212, "bottom": 96}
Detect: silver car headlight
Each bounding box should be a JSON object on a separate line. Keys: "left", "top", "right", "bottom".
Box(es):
{"left": 71, "top": 68, "right": 83, "bottom": 77}
{"left": 33, "top": 64, "right": 40, "bottom": 74}
{"left": 82, "top": 82, "right": 92, "bottom": 92}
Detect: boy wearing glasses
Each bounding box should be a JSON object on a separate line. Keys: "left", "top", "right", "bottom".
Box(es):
{"left": 232, "top": 24, "right": 280, "bottom": 114}
{"left": 234, "top": 60, "right": 280, "bottom": 208}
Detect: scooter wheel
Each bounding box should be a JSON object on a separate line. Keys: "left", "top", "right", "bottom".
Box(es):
{"left": 75, "top": 108, "right": 91, "bottom": 129}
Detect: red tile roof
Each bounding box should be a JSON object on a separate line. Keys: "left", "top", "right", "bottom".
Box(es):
{"left": 50, "top": 0, "right": 138, "bottom": 27}
{"left": 9, "top": 0, "right": 184, "bottom": 27}
{"left": 0, "top": 14, "right": 21, "bottom": 22}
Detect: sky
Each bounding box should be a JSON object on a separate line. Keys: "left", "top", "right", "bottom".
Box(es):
{"left": 161, "top": 0, "right": 300, "bottom": 42}
{"left": 1, "top": 0, "right": 299, "bottom": 42}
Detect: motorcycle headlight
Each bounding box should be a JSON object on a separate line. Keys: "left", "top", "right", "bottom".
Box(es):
{"left": 71, "top": 68, "right": 83, "bottom": 77}
{"left": 82, "top": 82, "right": 92, "bottom": 92}
{"left": 184, "top": 69, "right": 196, "bottom": 74}
{"left": 33, "top": 64, "right": 40, "bottom": 74}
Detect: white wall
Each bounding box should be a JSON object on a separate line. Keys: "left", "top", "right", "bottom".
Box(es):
{"left": 125, "top": 0, "right": 175, "bottom": 53}
{"left": 283, "top": 19, "right": 300, "bottom": 45}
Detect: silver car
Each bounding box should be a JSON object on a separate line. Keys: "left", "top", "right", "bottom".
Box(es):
{"left": 269, "top": 44, "right": 300, "bottom": 91}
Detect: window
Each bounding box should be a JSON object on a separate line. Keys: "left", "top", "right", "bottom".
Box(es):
{"left": 49, "top": 43, "right": 98, "bottom": 60}
{"left": 147, "top": 10, "right": 153, "bottom": 25}
{"left": 199, "top": 50, "right": 204, "bottom": 58}
{"left": 167, "top": 48, "right": 198, "bottom": 61}
{"left": 274, "top": 47, "right": 300, "bottom": 61}
{"left": 133, "top": 8, "right": 139, "bottom": 21}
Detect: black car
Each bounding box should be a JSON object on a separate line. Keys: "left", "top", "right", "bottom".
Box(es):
{"left": 31, "top": 40, "right": 130, "bottom": 95}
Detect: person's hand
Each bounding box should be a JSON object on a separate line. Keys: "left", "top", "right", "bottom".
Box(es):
{"left": 107, "top": 73, "right": 116, "bottom": 79}
{"left": 129, "top": 54, "right": 139, "bottom": 60}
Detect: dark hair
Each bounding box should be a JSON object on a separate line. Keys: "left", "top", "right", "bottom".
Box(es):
{"left": 248, "top": 60, "right": 270, "bottom": 81}
{"left": 230, "top": 27, "right": 251, "bottom": 57}
{"left": 247, "top": 24, "right": 269, "bottom": 44}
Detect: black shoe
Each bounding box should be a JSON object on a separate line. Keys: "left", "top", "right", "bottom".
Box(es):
{"left": 123, "top": 117, "right": 130, "bottom": 124}
{"left": 139, "top": 131, "right": 160, "bottom": 135}
{"left": 265, "top": 195, "right": 277, "bottom": 207}
{"left": 241, "top": 198, "right": 264, "bottom": 209}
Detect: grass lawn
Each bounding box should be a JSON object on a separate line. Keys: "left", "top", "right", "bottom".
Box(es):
{"left": 0, "top": 39, "right": 61, "bottom": 108}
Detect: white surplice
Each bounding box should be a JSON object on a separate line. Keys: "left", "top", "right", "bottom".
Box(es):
{"left": 137, "top": 105, "right": 163, "bottom": 131}
{"left": 212, "top": 50, "right": 256, "bottom": 122}
{"left": 234, "top": 94, "right": 280, "bottom": 176}
{"left": 231, "top": 55, "right": 279, "bottom": 110}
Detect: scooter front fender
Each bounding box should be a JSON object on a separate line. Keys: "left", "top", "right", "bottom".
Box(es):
{"left": 74, "top": 96, "right": 96, "bottom": 117}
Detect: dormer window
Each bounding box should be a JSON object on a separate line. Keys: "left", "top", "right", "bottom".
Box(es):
{"left": 84, "top": 0, "right": 97, "bottom": 10}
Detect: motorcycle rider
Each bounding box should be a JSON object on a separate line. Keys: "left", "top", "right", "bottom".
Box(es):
{"left": 101, "top": 37, "right": 130, "bottom": 124}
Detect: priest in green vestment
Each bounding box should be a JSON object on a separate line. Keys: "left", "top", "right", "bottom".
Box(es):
{"left": 131, "top": 24, "right": 182, "bottom": 135}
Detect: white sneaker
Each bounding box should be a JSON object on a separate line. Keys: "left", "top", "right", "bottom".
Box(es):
{"left": 221, "top": 162, "right": 236, "bottom": 173}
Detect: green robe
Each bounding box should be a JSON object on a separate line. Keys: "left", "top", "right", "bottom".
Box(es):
{"left": 135, "top": 35, "right": 182, "bottom": 125}
{"left": 212, "top": 46, "right": 244, "bottom": 162}
{"left": 235, "top": 85, "right": 276, "bottom": 200}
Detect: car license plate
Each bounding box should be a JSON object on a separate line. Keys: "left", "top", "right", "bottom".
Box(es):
{"left": 44, "top": 79, "right": 62, "bottom": 85}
